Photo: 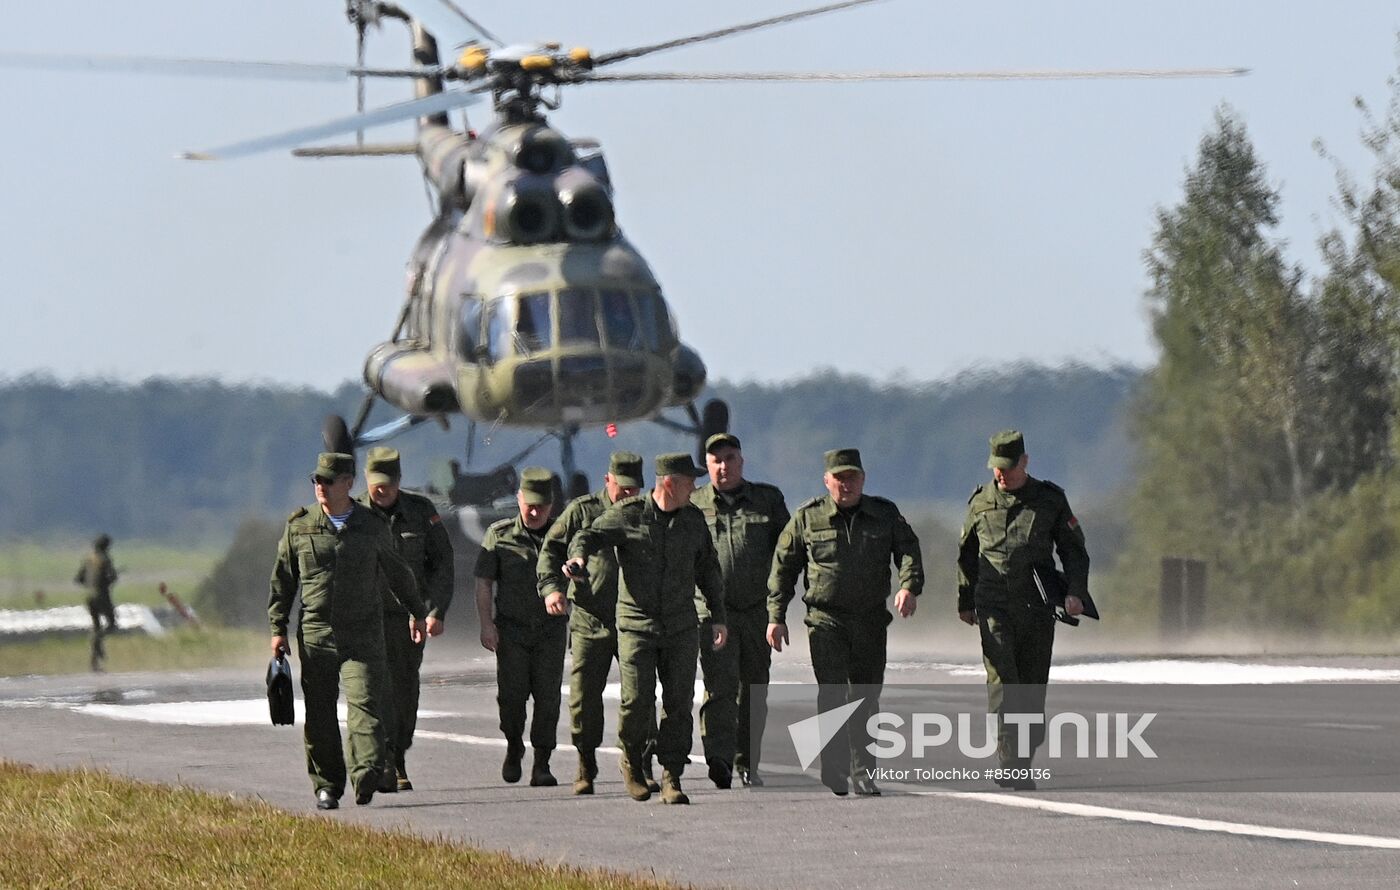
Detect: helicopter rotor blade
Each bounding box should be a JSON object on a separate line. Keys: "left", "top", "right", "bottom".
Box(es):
{"left": 0, "top": 50, "right": 442, "bottom": 83}
{"left": 593, "top": 0, "right": 884, "bottom": 67}
{"left": 390, "top": 0, "right": 504, "bottom": 49}
{"left": 355, "top": 21, "right": 367, "bottom": 146}
{"left": 584, "top": 66, "right": 1251, "bottom": 83}
{"left": 181, "top": 89, "right": 482, "bottom": 161}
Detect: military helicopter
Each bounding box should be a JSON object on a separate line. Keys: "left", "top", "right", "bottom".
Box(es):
{"left": 0, "top": 0, "right": 1245, "bottom": 496}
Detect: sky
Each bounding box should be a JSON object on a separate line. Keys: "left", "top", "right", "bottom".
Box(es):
{"left": 0, "top": 0, "right": 1397, "bottom": 390}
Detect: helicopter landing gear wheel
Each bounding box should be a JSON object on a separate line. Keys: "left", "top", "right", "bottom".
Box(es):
{"left": 322, "top": 414, "right": 354, "bottom": 456}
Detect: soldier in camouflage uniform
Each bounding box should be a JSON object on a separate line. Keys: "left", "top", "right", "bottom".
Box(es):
{"left": 691, "top": 433, "right": 789, "bottom": 789}
{"left": 537, "top": 451, "right": 657, "bottom": 796}
{"left": 958, "top": 430, "right": 1089, "bottom": 791}
{"left": 269, "top": 452, "right": 426, "bottom": 811}
{"left": 75, "top": 533, "right": 118, "bottom": 672}
{"left": 563, "top": 453, "right": 728, "bottom": 805}
{"left": 768, "top": 448, "right": 923, "bottom": 797}
{"left": 359, "top": 447, "right": 454, "bottom": 793}
{"left": 475, "top": 468, "right": 568, "bottom": 787}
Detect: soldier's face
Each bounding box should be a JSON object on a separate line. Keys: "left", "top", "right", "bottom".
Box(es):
{"left": 993, "top": 454, "right": 1030, "bottom": 491}
{"left": 661, "top": 473, "right": 697, "bottom": 505}
{"left": 368, "top": 478, "right": 401, "bottom": 508}
{"left": 706, "top": 446, "right": 744, "bottom": 491}
{"left": 518, "top": 492, "right": 553, "bottom": 529}
{"left": 314, "top": 474, "right": 354, "bottom": 510}
{"left": 825, "top": 470, "right": 864, "bottom": 507}
{"left": 604, "top": 473, "right": 641, "bottom": 502}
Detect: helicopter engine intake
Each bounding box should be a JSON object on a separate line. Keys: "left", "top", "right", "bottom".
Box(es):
{"left": 491, "top": 177, "right": 562, "bottom": 244}
{"left": 555, "top": 168, "right": 614, "bottom": 241}
{"left": 364, "top": 342, "right": 460, "bottom": 415}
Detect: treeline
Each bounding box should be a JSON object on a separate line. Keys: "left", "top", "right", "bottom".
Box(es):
{"left": 1114, "top": 63, "right": 1400, "bottom": 633}
{"left": 0, "top": 365, "right": 1137, "bottom": 541}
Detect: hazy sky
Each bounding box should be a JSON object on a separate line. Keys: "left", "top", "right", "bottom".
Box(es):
{"left": 1, "top": 1, "right": 1397, "bottom": 390}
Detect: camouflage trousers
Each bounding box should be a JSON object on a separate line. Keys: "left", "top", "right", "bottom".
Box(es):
{"left": 977, "top": 601, "right": 1056, "bottom": 766}
{"left": 698, "top": 607, "right": 771, "bottom": 772}
{"left": 298, "top": 629, "right": 387, "bottom": 799}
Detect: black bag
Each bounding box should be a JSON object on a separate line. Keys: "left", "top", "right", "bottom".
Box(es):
{"left": 1032, "top": 566, "right": 1100, "bottom": 627}
{"left": 266, "top": 652, "right": 296, "bottom": 726}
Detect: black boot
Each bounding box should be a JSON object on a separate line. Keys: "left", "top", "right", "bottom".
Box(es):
{"left": 502, "top": 742, "right": 525, "bottom": 784}
{"left": 529, "top": 749, "right": 558, "bottom": 787}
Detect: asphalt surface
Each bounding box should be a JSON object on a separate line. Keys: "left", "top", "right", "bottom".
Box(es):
{"left": 3, "top": 645, "right": 1400, "bottom": 889}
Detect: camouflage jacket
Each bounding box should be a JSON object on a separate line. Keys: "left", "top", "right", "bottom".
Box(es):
{"left": 269, "top": 502, "right": 424, "bottom": 640}
{"left": 957, "top": 477, "right": 1089, "bottom": 613}
{"left": 537, "top": 488, "right": 621, "bottom": 623}
{"left": 569, "top": 494, "right": 726, "bottom": 635}
{"left": 476, "top": 516, "right": 561, "bottom": 631}
{"left": 768, "top": 494, "right": 924, "bottom": 628}
{"left": 691, "top": 480, "right": 790, "bottom": 613}
{"left": 359, "top": 490, "right": 455, "bottom": 619}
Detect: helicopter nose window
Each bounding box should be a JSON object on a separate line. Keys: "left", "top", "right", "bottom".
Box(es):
{"left": 516, "top": 292, "right": 553, "bottom": 354}
{"left": 601, "top": 289, "right": 638, "bottom": 350}
{"left": 557, "top": 288, "right": 600, "bottom": 345}
{"left": 635, "top": 290, "right": 670, "bottom": 353}
{"left": 460, "top": 298, "right": 483, "bottom": 359}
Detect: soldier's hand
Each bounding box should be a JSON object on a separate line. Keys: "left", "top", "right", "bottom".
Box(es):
{"left": 270, "top": 635, "right": 288, "bottom": 656}
{"left": 895, "top": 589, "right": 917, "bottom": 618}
{"left": 766, "top": 622, "right": 789, "bottom": 652}
{"left": 426, "top": 616, "right": 445, "bottom": 637}
{"left": 562, "top": 558, "right": 587, "bottom": 581}
{"left": 544, "top": 591, "right": 569, "bottom": 616}
{"left": 1065, "top": 595, "right": 1084, "bottom": 617}
{"left": 958, "top": 610, "right": 976, "bottom": 626}
{"left": 409, "top": 617, "right": 428, "bottom": 644}
{"left": 480, "top": 621, "right": 499, "bottom": 652}
{"left": 711, "top": 624, "right": 728, "bottom": 650}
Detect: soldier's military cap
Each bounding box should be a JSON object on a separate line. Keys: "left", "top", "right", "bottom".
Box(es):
{"left": 364, "top": 446, "right": 402, "bottom": 485}
{"left": 824, "top": 448, "right": 863, "bottom": 475}
{"left": 987, "top": 430, "right": 1026, "bottom": 470}
{"left": 312, "top": 452, "right": 355, "bottom": 482}
{"left": 519, "top": 466, "right": 554, "bottom": 505}
{"left": 94, "top": 533, "right": 112, "bottom": 550}
{"left": 705, "top": 432, "right": 742, "bottom": 453}
{"left": 609, "top": 451, "right": 644, "bottom": 488}
{"left": 655, "top": 452, "right": 705, "bottom": 478}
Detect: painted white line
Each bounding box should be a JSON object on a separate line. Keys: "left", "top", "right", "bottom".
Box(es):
{"left": 414, "top": 730, "right": 698, "bottom": 760}
{"left": 909, "top": 789, "right": 1400, "bottom": 850}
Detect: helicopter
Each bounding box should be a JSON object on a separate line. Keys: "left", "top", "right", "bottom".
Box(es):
{"left": 0, "top": 0, "right": 1246, "bottom": 497}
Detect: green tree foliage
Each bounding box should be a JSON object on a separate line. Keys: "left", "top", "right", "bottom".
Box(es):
{"left": 190, "top": 518, "right": 283, "bottom": 628}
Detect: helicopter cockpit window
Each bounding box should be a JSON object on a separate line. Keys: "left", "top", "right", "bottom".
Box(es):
{"left": 635, "top": 290, "right": 671, "bottom": 353}
{"left": 460, "top": 297, "right": 483, "bottom": 359}
{"left": 486, "top": 300, "right": 512, "bottom": 362}
{"left": 601, "top": 289, "right": 638, "bottom": 350}
{"left": 516, "top": 292, "right": 553, "bottom": 354}
{"left": 557, "top": 288, "right": 600, "bottom": 345}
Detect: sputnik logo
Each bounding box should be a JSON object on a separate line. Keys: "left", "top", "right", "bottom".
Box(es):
{"left": 786, "top": 698, "right": 864, "bottom": 770}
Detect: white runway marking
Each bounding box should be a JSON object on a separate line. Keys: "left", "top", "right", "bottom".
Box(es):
{"left": 916, "top": 660, "right": 1400, "bottom": 684}
{"left": 910, "top": 789, "right": 1400, "bottom": 850}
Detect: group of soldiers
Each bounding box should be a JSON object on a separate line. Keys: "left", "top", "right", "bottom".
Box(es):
{"left": 268, "top": 429, "right": 1089, "bottom": 809}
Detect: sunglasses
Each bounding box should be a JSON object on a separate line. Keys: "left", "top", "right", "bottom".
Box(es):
{"left": 310, "top": 475, "right": 345, "bottom": 487}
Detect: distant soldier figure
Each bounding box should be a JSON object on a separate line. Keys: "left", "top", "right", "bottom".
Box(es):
{"left": 768, "top": 448, "right": 923, "bottom": 796}
{"left": 269, "top": 452, "right": 426, "bottom": 811}
{"left": 691, "top": 433, "right": 789, "bottom": 788}
{"left": 75, "top": 533, "right": 118, "bottom": 672}
{"left": 562, "top": 453, "right": 728, "bottom": 805}
{"left": 958, "top": 430, "right": 1089, "bottom": 790}
{"left": 475, "top": 468, "right": 568, "bottom": 787}
{"left": 537, "top": 451, "right": 657, "bottom": 796}
{"left": 359, "top": 447, "right": 454, "bottom": 793}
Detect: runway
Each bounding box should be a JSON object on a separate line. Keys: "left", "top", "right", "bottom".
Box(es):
{"left": 2, "top": 651, "right": 1399, "bottom": 888}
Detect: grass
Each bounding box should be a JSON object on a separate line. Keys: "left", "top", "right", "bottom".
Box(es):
{"left": 0, "top": 538, "right": 224, "bottom": 610}
{"left": 0, "top": 627, "right": 267, "bottom": 677}
{"left": 0, "top": 761, "right": 685, "bottom": 890}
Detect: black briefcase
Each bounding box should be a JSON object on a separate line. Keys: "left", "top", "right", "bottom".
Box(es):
{"left": 266, "top": 653, "right": 296, "bottom": 726}
{"left": 1032, "top": 566, "right": 1101, "bottom": 627}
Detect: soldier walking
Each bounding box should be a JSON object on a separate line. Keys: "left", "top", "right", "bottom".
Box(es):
{"left": 768, "top": 448, "right": 922, "bottom": 796}
{"left": 269, "top": 452, "right": 426, "bottom": 811}
{"left": 359, "top": 447, "right": 454, "bottom": 793}
{"left": 562, "top": 453, "right": 728, "bottom": 805}
{"left": 475, "top": 468, "right": 568, "bottom": 786}
{"left": 75, "top": 533, "right": 118, "bottom": 672}
{"left": 536, "top": 451, "right": 658, "bottom": 796}
{"left": 691, "top": 433, "right": 789, "bottom": 788}
{"left": 958, "top": 430, "right": 1089, "bottom": 790}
